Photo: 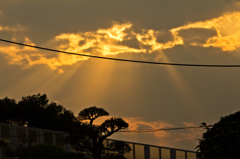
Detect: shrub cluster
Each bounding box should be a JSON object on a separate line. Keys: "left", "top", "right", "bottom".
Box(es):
{"left": 25, "top": 143, "right": 85, "bottom": 159}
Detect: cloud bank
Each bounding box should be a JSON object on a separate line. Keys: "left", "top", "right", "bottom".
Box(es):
{"left": 1, "top": 12, "right": 240, "bottom": 72}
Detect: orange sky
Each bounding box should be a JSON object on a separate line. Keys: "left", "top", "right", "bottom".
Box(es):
{"left": 1, "top": 0, "right": 240, "bottom": 151}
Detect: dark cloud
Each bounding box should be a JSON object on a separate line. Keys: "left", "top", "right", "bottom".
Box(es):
{"left": 0, "top": 0, "right": 237, "bottom": 43}
{"left": 178, "top": 28, "right": 217, "bottom": 45}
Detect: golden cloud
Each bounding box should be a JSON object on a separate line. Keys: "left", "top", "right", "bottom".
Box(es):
{"left": 123, "top": 117, "right": 173, "bottom": 139}
{"left": 0, "top": 37, "right": 67, "bottom": 73}
{"left": 135, "top": 11, "right": 240, "bottom": 52}
{"left": 55, "top": 22, "right": 146, "bottom": 56}
{"left": 135, "top": 29, "right": 184, "bottom": 52}
{"left": 0, "top": 22, "right": 143, "bottom": 72}
{"left": 123, "top": 119, "right": 203, "bottom": 143}
{"left": 87, "top": 116, "right": 203, "bottom": 147}
{"left": 94, "top": 116, "right": 173, "bottom": 140}
{"left": 171, "top": 12, "right": 240, "bottom": 51}
{"left": 1, "top": 12, "right": 240, "bottom": 72}
{"left": 97, "top": 22, "right": 132, "bottom": 41}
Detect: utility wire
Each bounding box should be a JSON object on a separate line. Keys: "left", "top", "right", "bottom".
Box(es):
{"left": 0, "top": 126, "right": 210, "bottom": 137}
{"left": 0, "top": 38, "right": 240, "bottom": 67}
{"left": 119, "top": 126, "right": 210, "bottom": 133}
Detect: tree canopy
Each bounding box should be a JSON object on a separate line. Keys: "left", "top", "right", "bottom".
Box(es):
{"left": 0, "top": 93, "right": 76, "bottom": 132}
{"left": 197, "top": 111, "right": 240, "bottom": 159}
{"left": 65, "top": 106, "right": 131, "bottom": 159}
{"left": 0, "top": 94, "right": 131, "bottom": 158}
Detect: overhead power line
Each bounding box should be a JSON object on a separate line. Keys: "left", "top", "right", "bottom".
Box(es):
{"left": 119, "top": 126, "right": 210, "bottom": 133}
{"left": 0, "top": 38, "right": 240, "bottom": 67}
{"left": 0, "top": 126, "right": 210, "bottom": 137}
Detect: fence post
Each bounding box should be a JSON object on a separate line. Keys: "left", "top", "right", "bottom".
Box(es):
{"left": 144, "top": 145, "right": 150, "bottom": 159}
{"left": 170, "top": 149, "right": 176, "bottom": 159}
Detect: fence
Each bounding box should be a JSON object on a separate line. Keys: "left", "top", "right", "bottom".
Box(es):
{"left": 0, "top": 123, "right": 198, "bottom": 159}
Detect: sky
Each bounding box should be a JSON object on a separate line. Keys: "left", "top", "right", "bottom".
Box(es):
{"left": 1, "top": 0, "right": 240, "bottom": 151}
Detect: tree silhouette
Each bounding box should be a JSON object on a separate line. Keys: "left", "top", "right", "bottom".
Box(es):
{"left": 197, "top": 111, "right": 240, "bottom": 159}
{"left": 0, "top": 94, "right": 76, "bottom": 132}
{"left": 65, "top": 106, "right": 131, "bottom": 159}
{"left": 0, "top": 97, "right": 22, "bottom": 125}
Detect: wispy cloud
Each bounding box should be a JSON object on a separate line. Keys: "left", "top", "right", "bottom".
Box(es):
{"left": 122, "top": 120, "right": 203, "bottom": 149}
{"left": 0, "top": 24, "right": 25, "bottom": 32}
{"left": 123, "top": 117, "right": 173, "bottom": 139}
{"left": 94, "top": 116, "right": 203, "bottom": 149}
{"left": 93, "top": 116, "right": 173, "bottom": 139}
{"left": 94, "top": 116, "right": 202, "bottom": 147}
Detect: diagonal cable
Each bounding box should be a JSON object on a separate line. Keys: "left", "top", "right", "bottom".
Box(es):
{"left": 119, "top": 126, "right": 211, "bottom": 133}
{"left": 1, "top": 38, "right": 240, "bottom": 67}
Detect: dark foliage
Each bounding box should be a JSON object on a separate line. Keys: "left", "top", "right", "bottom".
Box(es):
{"left": 4, "top": 140, "right": 86, "bottom": 159}
{"left": 0, "top": 93, "right": 76, "bottom": 132}
{"left": 0, "top": 140, "right": 8, "bottom": 147}
{"left": 26, "top": 143, "right": 67, "bottom": 159}
{"left": 104, "top": 153, "right": 127, "bottom": 159}
{"left": 197, "top": 111, "right": 240, "bottom": 159}
{"left": 0, "top": 94, "right": 131, "bottom": 159}
{"left": 108, "top": 141, "right": 131, "bottom": 154}
{"left": 4, "top": 139, "right": 33, "bottom": 159}
{"left": 65, "top": 106, "right": 131, "bottom": 159}
{"left": 0, "top": 97, "right": 20, "bottom": 125}
{"left": 66, "top": 152, "right": 86, "bottom": 159}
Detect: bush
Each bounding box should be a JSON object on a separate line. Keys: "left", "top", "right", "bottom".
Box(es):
{"left": 26, "top": 143, "right": 67, "bottom": 159}
{"left": 0, "top": 140, "right": 8, "bottom": 147}
{"left": 66, "top": 151, "right": 86, "bottom": 159}
{"left": 104, "top": 153, "right": 127, "bottom": 159}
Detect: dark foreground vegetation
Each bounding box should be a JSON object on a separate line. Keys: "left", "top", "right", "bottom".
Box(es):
{"left": 3, "top": 93, "right": 240, "bottom": 159}
{"left": 197, "top": 111, "right": 240, "bottom": 159}
{"left": 0, "top": 93, "right": 131, "bottom": 159}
